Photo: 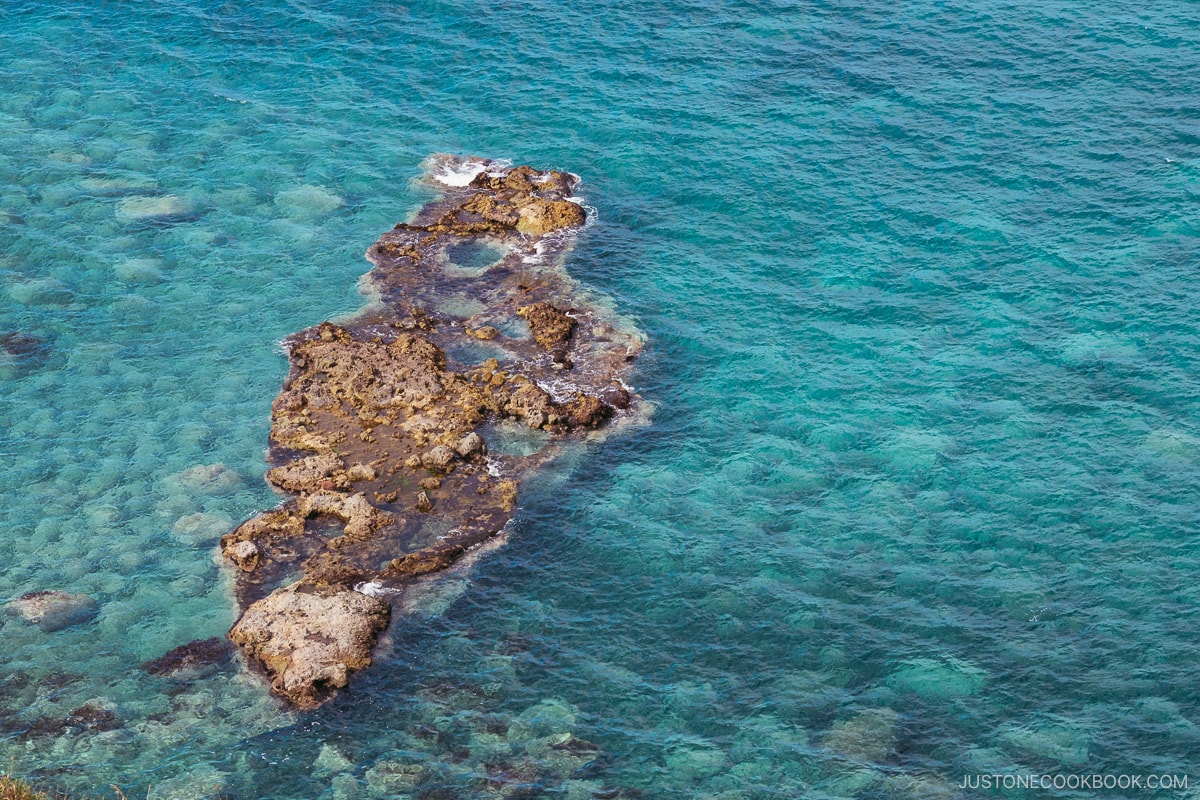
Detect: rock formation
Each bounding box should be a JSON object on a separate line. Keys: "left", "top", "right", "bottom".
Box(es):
{"left": 221, "top": 156, "right": 643, "bottom": 709}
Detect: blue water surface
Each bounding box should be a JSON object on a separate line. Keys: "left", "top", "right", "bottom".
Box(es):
{"left": 1, "top": 0, "right": 1198, "bottom": 797}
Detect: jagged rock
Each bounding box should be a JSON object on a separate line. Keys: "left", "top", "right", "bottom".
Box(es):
{"left": 420, "top": 445, "right": 456, "bottom": 472}
{"left": 5, "top": 591, "right": 99, "bottom": 632}
{"left": 217, "top": 157, "right": 643, "bottom": 709}
{"left": 517, "top": 302, "right": 576, "bottom": 362}
{"left": 229, "top": 584, "right": 390, "bottom": 710}
{"left": 266, "top": 453, "right": 347, "bottom": 492}
{"left": 226, "top": 540, "right": 262, "bottom": 572}
{"left": 347, "top": 463, "right": 377, "bottom": 481}
{"left": 559, "top": 394, "right": 611, "bottom": 428}
{"left": 455, "top": 432, "right": 484, "bottom": 457}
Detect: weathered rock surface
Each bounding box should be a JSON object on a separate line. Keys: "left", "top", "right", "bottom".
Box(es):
{"left": 228, "top": 585, "right": 390, "bottom": 711}
{"left": 5, "top": 591, "right": 99, "bottom": 632}
{"left": 219, "top": 156, "right": 644, "bottom": 709}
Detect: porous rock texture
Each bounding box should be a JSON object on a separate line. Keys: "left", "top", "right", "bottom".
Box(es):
{"left": 220, "top": 156, "right": 643, "bottom": 708}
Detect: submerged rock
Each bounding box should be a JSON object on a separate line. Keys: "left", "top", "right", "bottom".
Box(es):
{"left": 165, "top": 463, "right": 244, "bottom": 495}
{"left": 887, "top": 656, "right": 986, "bottom": 699}
{"left": 172, "top": 511, "right": 235, "bottom": 545}
{"left": 822, "top": 708, "right": 900, "bottom": 763}
{"left": 5, "top": 590, "right": 99, "bottom": 632}
{"left": 67, "top": 703, "right": 121, "bottom": 732}
{"left": 7, "top": 278, "right": 72, "bottom": 307}
{"left": 0, "top": 331, "right": 51, "bottom": 376}
{"left": 216, "top": 156, "right": 645, "bottom": 709}
{"left": 143, "top": 637, "right": 235, "bottom": 680}
{"left": 115, "top": 194, "right": 196, "bottom": 224}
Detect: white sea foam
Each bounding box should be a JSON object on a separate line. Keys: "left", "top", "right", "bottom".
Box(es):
{"left": 353, "top": 581, "right": 402, "bottom": 598}
{"left": 432, "top": 160, "right": 488, "bottom": 187}
{"left": 536, "top": 377, "right": 582, "bottom": 403}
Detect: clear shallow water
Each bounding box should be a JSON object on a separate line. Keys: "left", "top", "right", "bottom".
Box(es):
{"left": 1, "top": 0, "right": 1199, "bottom": 797}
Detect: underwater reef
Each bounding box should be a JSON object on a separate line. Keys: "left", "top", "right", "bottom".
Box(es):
{"left": 220, "top": 156, "right": 644, "bottom": 709}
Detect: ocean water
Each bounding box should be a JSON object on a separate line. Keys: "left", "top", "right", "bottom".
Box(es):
{"left": 1, "top": 0, "right": 1199, "bottom": 797}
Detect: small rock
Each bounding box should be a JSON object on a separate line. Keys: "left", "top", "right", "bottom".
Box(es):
{"left": 823, "top": 708, "right": 899, "bottom": 762}
{"left": 347, "top": 463, "right": 377, "bottom": 482}
{"left": 415, "top": 491, "right": 433, "bottom": 512}
{"left": 466, "top": 325, "right": 500, "bottom": 340}
{"left": 0, "top": 331, "right": 51, "bottom": 376}
{"left": 455, "top": 432, "right": 485, "bottom": 457}
{"left": 420, "top": 445, "right": 456, "bottom": 473}
{"left": 7, "top": 278, "right": 72, "bottom": 306}
{"left": 888, "top": 657, "right": 985, "bottom": 699}
{"left": 227, "top": 540, "right": 261, "bottom": 572}
{"left": 275, "top": 185, "right": 343, "bottom": 218}
{"left": 145, "top": 766, "right": 229, "bottom": 800}
{"left": 663, "top": 743, "right": 728, "bottom": 782}
{"left": 5, "top": 591, "right": 99, "bottom": 632}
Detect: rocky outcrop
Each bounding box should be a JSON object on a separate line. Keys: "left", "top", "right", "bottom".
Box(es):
{"left": 228, "top": 585, "right": 390, "bottom": 711}
{"left": 219, "top": 156, "right": 644, "bottom": 709}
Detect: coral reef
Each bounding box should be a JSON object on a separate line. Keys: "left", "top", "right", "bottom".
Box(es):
{"left": 220, "top": 156, "right": 643, "bottom": 708}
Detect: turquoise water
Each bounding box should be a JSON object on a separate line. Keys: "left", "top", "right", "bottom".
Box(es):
{"left": 2, "top": 0, "right": 1199, "bottom": 797}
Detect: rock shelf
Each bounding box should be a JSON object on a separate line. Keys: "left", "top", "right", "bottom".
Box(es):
{"left": 221, "top": 155, "right": 643, "bottom": 709}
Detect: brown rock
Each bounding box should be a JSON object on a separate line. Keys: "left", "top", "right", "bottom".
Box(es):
{"left": 266, "top": 453, "right": 346, "bottom": 492}
{"left": 516, "top": 302, "right": 576, "bottom": 355}
{"left": 346, "top": 463, "right": 377, "bottom": 482}
{"left": 217, "top": 157, "right": 643, "bottom": 710}
{"left": 229, "top": 584, "right": 390, "bottom": 710}
{"left": 559, "top": 394, "right": 612, "bottom": 428}
{"left": 420, "top": 445, "right": 456, "bottom": 472}
{"left": 466, "top": 325, "right": 500, "bottom": 340}
{"left": 227, "top": 540, "right": 262, "bottom": 572}
{"left": 515, "top": 198, "right": 586, "bottom": 235}
{"left": 455, "top": 432, "right": 485, "bottom": 457}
